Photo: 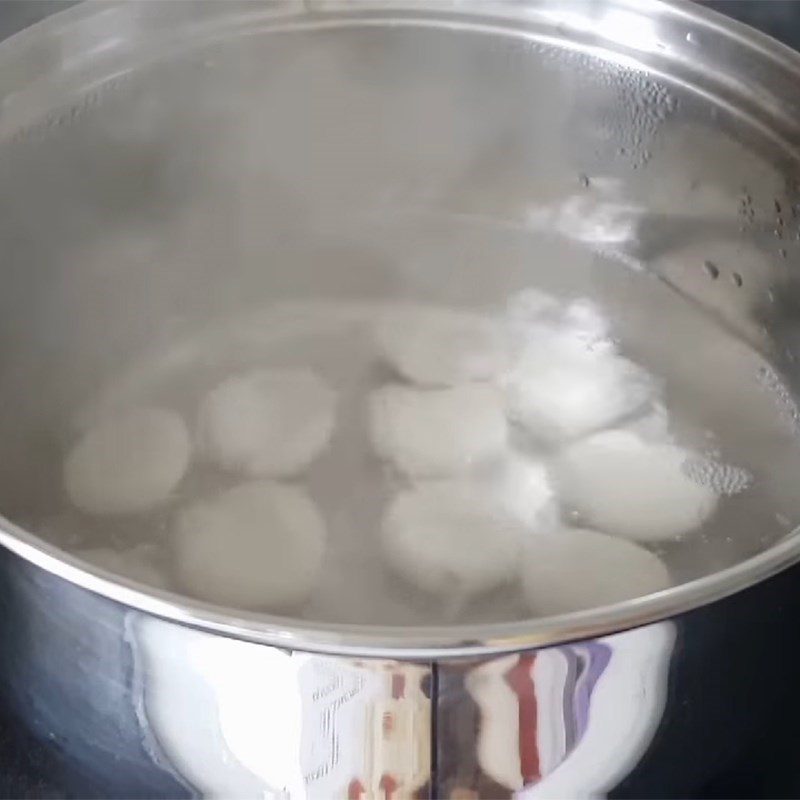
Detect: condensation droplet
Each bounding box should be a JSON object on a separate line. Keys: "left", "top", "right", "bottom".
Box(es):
{"left": 703, "top": 260, "right": 720, "bottom": 279}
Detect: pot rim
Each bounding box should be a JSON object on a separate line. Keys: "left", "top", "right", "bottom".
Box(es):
{"left": 2, "top": 0, "right": 800, "bottom": 658}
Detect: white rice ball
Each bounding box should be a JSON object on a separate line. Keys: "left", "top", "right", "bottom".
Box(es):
{"left": 76, "top": 543, "right": 167, "bottom": 589}
{"left": 502, "top": 332, "right": 655, "bottom": 444}
{"left": 369, "top": 384, "right": 508, "bottom": 477}
{"left": 480, "top": 453, "right": 559, "bottom": 531}
{"left": 64, "top": 407, "right": 190, "bottom": 515}
{"left": 375, "top": 305, "right": 508, "bottom": 386}
{"left": 172, "top": 481, "right": 326, "bottom": 610}
{"left": 627, "top": 402, "right": 671, "bottom": 443}
{"left": 381, "top": 481, "right": 525, "bottom": 604}
{"left": 554, "top": 430, "right": 718, "bottom": 541}
{"left": 560, "top": 297, "right": 614, "bottom": 346}
{"left": 197, "top": 368, "right": 336, "bottom": 478}
{"left": 520, "top": 527, "right": 671, "bottom": 615}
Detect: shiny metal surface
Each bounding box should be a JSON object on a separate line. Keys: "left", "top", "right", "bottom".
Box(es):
{"left": 5, "top": 546, "right": 800, "bottom": 797}
{"left": 436, "top": 625, "right": 675, "bottom": 797}
{"left": 0, "top": 550, "right": 434, "bottom": 797}
{"left": 1, "top": 1, "right": 800, "bottom": 795}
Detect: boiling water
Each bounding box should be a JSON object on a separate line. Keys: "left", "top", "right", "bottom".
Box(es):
{"left": 26, "top": 224, "right": 800, "bottom": 626}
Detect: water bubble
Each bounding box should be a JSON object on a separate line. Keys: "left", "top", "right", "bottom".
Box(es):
{"left": 682, "top": 457, "right": 752, "bottom": 496}
{"left": 757, "top": 365, "right": 800, "bottom": 434}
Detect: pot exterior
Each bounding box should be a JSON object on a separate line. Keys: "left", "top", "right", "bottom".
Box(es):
{"left": 2, "top": 547, "right": 799, "bottom": 798}
{"left": 0, "top": 0, "right": 799, "bottom": 795}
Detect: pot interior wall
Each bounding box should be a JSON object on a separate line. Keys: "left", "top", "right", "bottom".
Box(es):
{"left": 0, "top": 2, "right": 798, "bottom": 627}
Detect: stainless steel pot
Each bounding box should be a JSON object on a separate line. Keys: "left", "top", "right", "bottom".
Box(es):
{"left": 1, "top": 0, "right": 800, "bottom": 796}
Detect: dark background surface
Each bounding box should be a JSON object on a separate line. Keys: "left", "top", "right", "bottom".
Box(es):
{"left": 704, "top": 0, "right": 800, "bottom": 51}
{"left": 0, "top": 1, "right": 798, "bottom": 797}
